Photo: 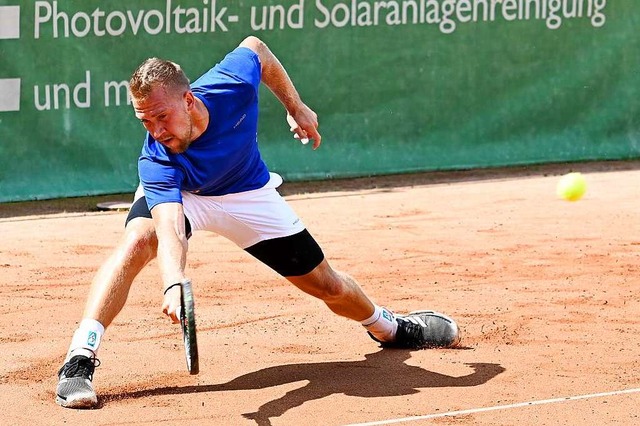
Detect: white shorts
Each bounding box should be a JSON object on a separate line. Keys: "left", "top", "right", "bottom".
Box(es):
{"left": 134, "top": 173, "right": 305, "bottom": 249}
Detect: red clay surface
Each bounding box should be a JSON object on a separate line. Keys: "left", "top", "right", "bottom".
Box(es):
{"left": 1, "top": 163, "right": 639, "bottom": 425}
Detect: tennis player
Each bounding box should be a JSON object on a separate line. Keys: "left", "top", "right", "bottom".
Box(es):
{"left": 56, "top": 35, "right": 461, "bottom": 409}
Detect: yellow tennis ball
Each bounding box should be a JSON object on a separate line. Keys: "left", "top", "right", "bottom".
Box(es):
{"left": 556, "top": 172, "right": 587, "bottom": 201}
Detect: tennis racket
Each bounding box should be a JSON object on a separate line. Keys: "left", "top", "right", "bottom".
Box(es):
{"left": 179, "top": 279, "right": 199, "bottom": 375}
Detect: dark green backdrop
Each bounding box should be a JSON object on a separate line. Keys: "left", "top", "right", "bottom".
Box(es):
{"left": 0, "top": 0, "right": 638, "bottom": 202}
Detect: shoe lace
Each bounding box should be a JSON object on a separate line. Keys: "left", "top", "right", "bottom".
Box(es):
{"left": 60, "top": 355, "right": 100, "bottom": 380}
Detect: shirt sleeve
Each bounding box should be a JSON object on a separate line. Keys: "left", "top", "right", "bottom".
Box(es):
{"left": 138, "top": 156, "right": 184, "bottom": 211}
{"left": 191, "top": 47, "right": 262, "bottom": 97}
{"left": 217, "top": 47, "right": 262, "bottom": 89}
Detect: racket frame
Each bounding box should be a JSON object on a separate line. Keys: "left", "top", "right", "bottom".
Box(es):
{"left": 180, "top": 279, "right": 199, "bottom": 375}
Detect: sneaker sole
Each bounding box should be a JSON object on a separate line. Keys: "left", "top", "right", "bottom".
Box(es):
{"left": 408, "top": 310, "right": 461, "bottom": 348}
{"left": 56, "top": 393, "right": 97, "bottom": 409}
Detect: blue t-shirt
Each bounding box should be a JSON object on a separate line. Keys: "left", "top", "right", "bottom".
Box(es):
{"left": 138, "top": 47, "right": 270, "bottom": 210}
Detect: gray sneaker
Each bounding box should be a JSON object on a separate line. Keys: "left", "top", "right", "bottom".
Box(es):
{"left": 56, "top": 355, "right": 99, "bottom": 408}
{"left": 370, "top": 310, "right": 461, "bottom": 349}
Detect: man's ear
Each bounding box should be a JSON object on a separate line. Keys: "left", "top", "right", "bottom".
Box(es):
{"left": 184, "top": 90, "right": 195, "bottom": 110}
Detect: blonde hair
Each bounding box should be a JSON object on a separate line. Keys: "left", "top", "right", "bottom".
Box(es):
{"left": 129, "top": 58, "right": 190, "bottom": 100}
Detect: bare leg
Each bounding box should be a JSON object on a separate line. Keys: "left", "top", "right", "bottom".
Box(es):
{"left": 82, "top": 217, "right": 157, "bottom": 328}
{"left": 286, "top": 258, "right": 460, "bottom": 349}
{"left": 56, "top": 217, "right": 159, "bottom": 409}
{"left": 286, "top": 259, "right": 375, "bottom": 322}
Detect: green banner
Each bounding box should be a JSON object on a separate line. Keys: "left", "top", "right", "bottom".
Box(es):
{"left": 0, "top": 0, "right": 638, "bottom": 202}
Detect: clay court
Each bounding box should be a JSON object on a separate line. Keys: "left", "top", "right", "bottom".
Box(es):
{"left": 1, "top": 162, "right": 639, "bottom": 425}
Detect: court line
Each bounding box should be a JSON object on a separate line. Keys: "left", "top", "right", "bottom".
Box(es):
{"left": 344, "top": 387, "right": 640, "bottom": 426}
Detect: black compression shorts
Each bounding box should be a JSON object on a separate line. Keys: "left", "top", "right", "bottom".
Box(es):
{"left": 245, "top": 229, "right": 325, "bottom": 277}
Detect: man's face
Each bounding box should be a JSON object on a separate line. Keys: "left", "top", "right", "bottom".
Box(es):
{"left": 133, "top": 86, "right": 194, "bottom": 154}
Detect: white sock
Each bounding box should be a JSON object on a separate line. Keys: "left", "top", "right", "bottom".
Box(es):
{"left": 66, "top": 318, "right": 105, "bottom": 362}
{"left": 361, "top": 305, "right": 398, "bottom": 342}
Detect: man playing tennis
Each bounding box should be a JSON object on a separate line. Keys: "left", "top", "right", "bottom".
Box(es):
{"left": 55, "top": 36, "right": 461, "bottom": 408}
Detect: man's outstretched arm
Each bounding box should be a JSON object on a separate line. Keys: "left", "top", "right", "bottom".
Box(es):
{"left": 151, "top": 201, "right": 189, "bottom": 323}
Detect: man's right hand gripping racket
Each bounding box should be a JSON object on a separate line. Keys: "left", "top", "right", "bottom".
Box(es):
{"left": 179, "top": 279, "right": 199, "bottom": 374}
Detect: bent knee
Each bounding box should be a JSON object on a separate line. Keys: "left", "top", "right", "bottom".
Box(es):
{"left": 123, "top": 218, "right": 157, "bottom": 260}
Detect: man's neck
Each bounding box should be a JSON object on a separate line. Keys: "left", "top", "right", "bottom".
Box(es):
{"left": 191, "top": 97, "right": 210, "bottom": 140}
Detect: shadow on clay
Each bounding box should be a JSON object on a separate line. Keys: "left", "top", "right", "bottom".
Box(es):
{"left": 100, "top": 349, "right": 505, "bottom": 425}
